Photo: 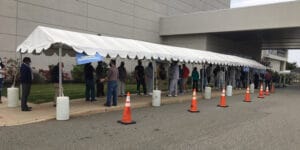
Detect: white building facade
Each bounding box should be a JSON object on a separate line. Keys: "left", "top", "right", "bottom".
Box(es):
{"left": 261, "top": 50, "right": 287, "bottom": 72}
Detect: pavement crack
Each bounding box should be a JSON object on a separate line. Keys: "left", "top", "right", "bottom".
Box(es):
{"left": 78, "top": 136, "right": 92, "bottom": 140}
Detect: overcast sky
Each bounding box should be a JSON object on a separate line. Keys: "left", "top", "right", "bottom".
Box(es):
{"left": 230, "top": 0, "right": 300, "bottom": 67}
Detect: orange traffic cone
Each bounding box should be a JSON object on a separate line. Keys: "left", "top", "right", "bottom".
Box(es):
{"left": 188, "top": 89, "right": 200, "bottom": 113}
{"left": 265, "top": 86, "right": 270, "bottom": 96}
{"left": 243, "top": 86, "right": 251, "bottom": 102}
{"left": 118, "top": 92, "right": 136, "bottom": 125}
{"left": 270, "top": 84, "right": 275, "bottom": 93}
{"left": 258, "top": 84, "right": 264, "bottom": 98}
{"left": 218, "top": 88, "right": 228, "bottom": 107}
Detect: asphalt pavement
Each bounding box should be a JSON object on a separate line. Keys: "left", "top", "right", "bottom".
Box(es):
{"left": 1, "top": 85, "right": 300, "bottom": 150}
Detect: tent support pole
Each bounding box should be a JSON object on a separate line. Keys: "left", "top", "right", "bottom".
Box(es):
{"left": 59, "top": 43, "right": 63, "bottom": 97}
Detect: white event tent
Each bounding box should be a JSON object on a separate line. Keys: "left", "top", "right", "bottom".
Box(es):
{"left": 17, "top": 26, "right": 266, "bottom": 96}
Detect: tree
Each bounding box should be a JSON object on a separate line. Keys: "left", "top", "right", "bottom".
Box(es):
{"left": 286, "top": 62, "right": 297, "bottom": 70}
{"left": 71, "top": 65, "right": 84, "bottom": 83}
{"left": 6, "top": 58, "right": 20, "bottom": 87}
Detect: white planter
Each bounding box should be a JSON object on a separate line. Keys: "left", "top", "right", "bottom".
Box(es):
{"left": 205, "top": 87, "right": 211, "bottom": 99}
{"left": 7, "top": 87, "right": 19, "bottom": 108}
{"left": 226, "top": 85, "right": 232, "bottom": 96}
{"left": 152, "top": 90, "right": 161, "bottom": 107}
{"left": 56, "top": 96, "right": 70, "bottom": 121}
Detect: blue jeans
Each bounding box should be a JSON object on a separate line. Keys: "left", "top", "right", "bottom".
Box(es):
{"left": 106, "top": 81, "right": 118, "bottom": 106}
{"left": 178, "top": 79, "right": 183, "bottom": 93}
{"left": 85, "top": 79, "right": 95, "bottom": 100}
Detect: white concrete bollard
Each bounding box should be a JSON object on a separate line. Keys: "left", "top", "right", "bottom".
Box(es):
{"left": 250, "top": 83, "right": 255, "bottom": 94}
{"left": 205, "top": 87, "right": 211, "bottom": 99}
{"left": 152, "top": 90, "right": 161, "bottom": 107}
{"left": 56, "top": 96, "right": 70, "bottom": 121}
{"left": 7, "top": 87, "right": 19, "bottom": 108}
{"left": 226, "top": 85, "right": 232, "bottom": 96}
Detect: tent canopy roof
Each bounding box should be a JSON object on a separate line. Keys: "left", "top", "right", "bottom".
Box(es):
{"left": 17, "top": 26, "right": 265, "bottom": 69}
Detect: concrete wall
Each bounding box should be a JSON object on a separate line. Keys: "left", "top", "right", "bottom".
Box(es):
{"left": 162, "top": 34, "right": 208, "bottom": 50}
{"left": 162, "top": 34, "right": 262, "bottom": 61}
{"left": 0, "top": 0, "right": 230, "bottom": 71}
{"left": 206, "top": 35, "right": 262, "bottom": 61}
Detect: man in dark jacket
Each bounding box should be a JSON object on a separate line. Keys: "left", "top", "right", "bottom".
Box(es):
{"left": 20, "top": 57, "right": 32, "bottom": 111}
{"left": 84, "top": 63, "right": 96, "bottom": 101}
{"left": 135, "top": 60, "right": 147, "bottom": 95}
{"left": 118, "top": 61, "right": 127, "bottom": 97}
{"left": 96, "top": 61, "right": 107, "bottom": 97}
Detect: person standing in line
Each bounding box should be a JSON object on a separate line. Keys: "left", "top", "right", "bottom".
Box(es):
{"left": 167, "top": 63, "right": 174, "bottom": 96}
{"left": 229, "top": 67, "right": 236, "bottom": 88}
{"left": 265, "top": 70, "right": 272, "bottom": 88}
{"left": 219, "top": 67, "right": 225, "bottom": 89}
{"left": 0, "top": 58, "right": 6, "bottom": 104}
{"left": 206, "top": 65, "right": 212, "bottom": 84}
{"left": 51, "top": 63, "right": 64, "bottom": 107}
{"left": 178, "top": 65, "right": 183, "bottom": 94}
{"left": 101, "top": 60, "right": 118, "bottom": 107}
{"left": 96, "top": 61, "right": 107, "bottom": 97}
{"left": 214, "top": 66, "right": 220, "bottom": 88}
{"left": 240, "top": 68, "right": 246, "bottom": 89}
{"left": 200, "top": 66, "right": 207, "bottom": 91}
{"left": 118, "top": 61, "right": 127, "bottom": 97}
{"left": 157, "top": 63, "right": 167, "bottom": 90}
{"left": 168, "top": 61, "right": 179, "bottom": 97}
{"left": 182, "top": 64, "right": 190, "bottom": 93}
{"left": 84, "top": 63, "right": 96, "bottom": 102}
{"left": 235, "top": 67, "right": 241, "bottom": 89}
{"left": 135, "top": 60, "right": 147, "bottom": 95}
{"left": 254, "top": 72, "right": 259, "bottom": 89}
{"left": 192, "top": 67, "right": 199, "bottom": 92}
{"left": 145, "top": 62, "right": 153, "bottom": 95}
{"left": 20, "top": 57, "right": 33, "bottom": 111}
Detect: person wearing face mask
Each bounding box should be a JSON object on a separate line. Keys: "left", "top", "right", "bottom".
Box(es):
{"left": 135, "top": 60, "right": 147, "bottom": 95}
{"left": 145, "top": 62, "right": 153, "bottom": 95}
{"left": 118, "top": 61, "right": 127, "bottom": 97}
{"left": 84, "top": 63, "right": 96, "bottom": 102}
{"left": 20, "top": 57, "right": 33, "bottom": 111}
{"left": 101, "top": 60, "right": 118, "bottom": 107}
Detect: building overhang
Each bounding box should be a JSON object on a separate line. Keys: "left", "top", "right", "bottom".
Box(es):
{"left": 160, "top": 1, "right": 300, "bottom": 49}
{"left": 160, "top": 1, "right": 300, "bottom": 36}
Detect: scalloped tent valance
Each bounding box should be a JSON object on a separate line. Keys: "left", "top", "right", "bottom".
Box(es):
{"left": 17, "top": 26, "right": 266, "bottom": 69}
